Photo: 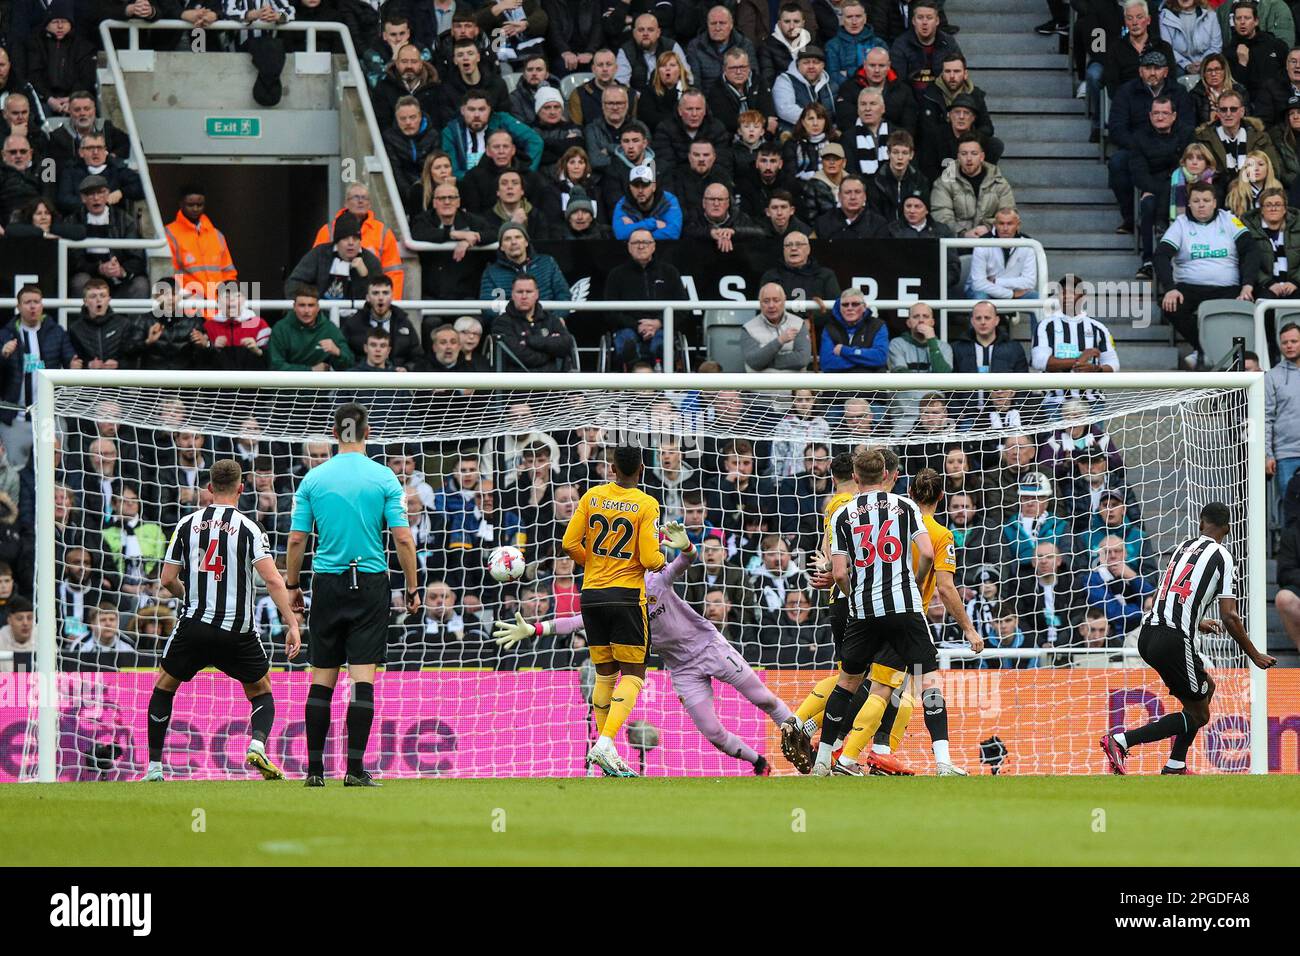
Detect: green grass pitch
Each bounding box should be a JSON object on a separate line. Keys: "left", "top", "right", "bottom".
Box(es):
{"left": 4, "top": 776, "right": 1300, "bottom": 866}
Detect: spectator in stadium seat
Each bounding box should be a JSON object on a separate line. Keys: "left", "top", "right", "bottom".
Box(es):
{"left": 772, "top": 44, "right": 835, "bottom": 133}
{"left": 814, "top": 173, "right": 888, "bottom": 239}
{"left": 1001, "top": 470, "right": 1069, "bottom": 571}
{"left": 449, "top": 316, "right": 491, "bottom": 372}
{"left": 1245, "top": 189, "right": 1300, "bottom": 346}
{"left": 557, "top": 189, "right": 612, "bottom": 237}
{"left": 951, "top": 304, "right": 1029, "bottom": 379}
{"left": 770, "top": 393, "right": 832, "bottom": 476}
{"left": 492, "top": 273, "right": 574, "bottom": 373}
{"left": 409, "top": 181, "right": 490, "bottom": 275}
{"left": 840, "top": 88, "right": 892, "bottom": 180}
{"left": 384, "top": 96, "right": 442, "bottom": 198}
{"left": 442, "top": 91, "right": 542, "bottom": 183}
{"left": 1159, "top": 1, "right": 1220, "bottom": 78}
{"left": 1084, "top": 488, "right": 1152, "bottom": 574}
{"left": 824, "top": 0, "right": 886, "bottom": 86}
{"left": 601, "top": 228, "right": 685, "bottom": 367}
{"left": 1225, "top": 150, "right": 1285, "bottom": 217}
{"left": 1131, "top": 96, "right": 1194, "bottom": 276}
{"left": 1040, "top": 399, "right": 1125, "bottom": 479}
{"left": 741, "top": 283, "right": 813, "bottom": 374}
{"left": 1032, "top": 274, "right": 1120, "bottom": 400}
{"left": 68, "top": 279, "right": 131, "bottom": 370}
{"left": 885, "top": 193, "right": 959, "bottom": 293}
{"left": 532, "top": 89, "right": 585, "bottom": 171}
{"left": 55, "top": 548, "right": 100, "bottom": 644}
{"left": 156, "top": 430, "right": 211, "bottom": 527}
{"left": 889, "top": 1, "right": 959, "bottom": 96}
{"left": 1187, "top": 51, "right": 1251, "bottom": 126}
{"left": 668, "top": 139, "right": 729, "bottom": 214}
{"left": 473, "top": 0, "right": 549, "bottom": 64}
{"left": 54, "top": 131, "right": 142, "bottom": 216}
{"left": 1224, "top": 0, "right": 1290, "bottom": 119}
{"left": 1012, "top": 541, "right": 1082, "bottom": 653}
{"left": 966, "top": 208, "right": 1040, "bottom": 302}
{"left": 507, "top": 53, "right": 560, "bottom": 125}
{"left": 796, "top": 140, "right": 842, "bottom": 221}
{"left": 372, "top": 43, "right": 442, "bottom": 130}
{"left": 643, "top": 438, "right": 700, "bottom": 518}
{"left": 347, "top": 327, "right": 399, "bottom": 372}
{"left": 341, "top": 275, "right": 421, "bottom": 372}
{"left": 267, "top": 287, "right": 355, "bottom": 372}
{"left": 1155, "top": 180, "right": 1258, "bottom": 365}
{"left": 71, "top": 602, "right": 134, "bottom": 655}
{"left": 0, "top": 285, "right": 78, "bottom": 469}
{"left": 930, "top": 135, "right": 1015, "bottom": 238}
{"left": 1, "top": 195, "right": 80, "bottom": 241}
{"left": 311, "top": 183, "right": 404, "bottom": 298}
{"left": 760, "top": 188, "right": 814, "bottom": 238}
{"left": 708, "top": 48, "right": 777, "bottom": 137}
{"left": 746, "top": 533, "right": 811, "bottom": 625}
{"left": 832, "top": 46, "right": 918, "bottom": 136}
{"left": 164, "top": 184, "right": 237, "bottom": 307}
{"left": 758, "top": 229, "right": 839, "bottom": 330}
{"left": 759, "top": 4, "right": 813, "bottom": 87}
{"left": 1085, "top": 534, "right": 1154, "bottom": 635}
{"left": 737, "top": 140, "right": 797, "bottom": 218}
{"left": 617, "top": 15, "right": 689, "bottom": 98}
{"left": 361, "top": 12, "right": 423, "bottom": 90}
{"left": 45, "top": 89, "right": 131, "bottom": 167}
{"left": 1194, "top": 88, "right": 1283, "bottom": 188}
{"left": 0, "top": 133, "right": 48, "bottom": 224}
{"left": 102, "top": 484, "right": 165, "bottom": 603}
{"left": 288, "top": 212, "right": 384, "bottom": 302}
{"left": 565, "top": 48, "right": 618, "bottom": 125}
{"left": 1216, "top": 0, "right": 1295, "bottom": 46}
{"left": 918, "top": 51, "right": 992, "bottom": 154}
{"left": 66, "top": 175, "right": 148, "bottom": 299}
{"left": 401, "top": 581, "right": 465, "bottom": 664}
{"left": 651, "top": 86, "right": 733, "bottom": 178}
{"left": 439, "top": 36, "right": 511, "bottom": 122}
{"left": 867, "top": 129, "right": 929, "bottom": 221}
{"left": 887, "top": 302, "right": 951, "bottom": 430}
{"left": 478, "top": 222, "right": 571, "bottom": 321}
{"left": 24, "top": 2, "right": 98, "bottom": 118}
{"left": 979, "top": 601, "right": 1036, "bottom": 670}
{"left": 684, "top": 534, "right": 747, "bottom": 613}
{"left": 462, "top": 128, "right": 548, "bottom": 214}
{"left": 0, "top": 92, "right": 53, "bottom": 161}
{"left": 686, "top": 181, "right": 764, "bottom": 248}
{"left": 585, "top": 82, "right": 635, "bottom": 173}
{"left": 1266, "top": 322, "right": 1300, "bottom": 492}
{"left": 687, "top": 5, "right": 758, "bottom": 95}
{"left": 0, "top": 593, "right": 34, "bottom": 667}
{"left": 828, "top": 394, "right": 878, "bottom": 456}
{"left": 1060, "top": 450, "right": 1140, "bottom": 540}
{"left": 819, "top": 287, "right": 888, "bottom": 372}
{"left": 944, "top": 489, "right": 999, "bottom": 571}
{"left": 1101, "top": 1, "right": 1176, "bottom": 101}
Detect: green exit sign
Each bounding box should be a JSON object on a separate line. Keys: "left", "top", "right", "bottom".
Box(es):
{"left": 205, "top": 117, "right": 262, "bottom": 138}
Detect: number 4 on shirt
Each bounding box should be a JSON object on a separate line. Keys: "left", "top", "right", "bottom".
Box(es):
{"left": 202, "top": 540, "right": 225, "bottom": 580}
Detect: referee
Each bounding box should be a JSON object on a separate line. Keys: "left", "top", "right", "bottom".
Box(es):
{"left": 286, "top": 402, "right": 420, "bottom": 787}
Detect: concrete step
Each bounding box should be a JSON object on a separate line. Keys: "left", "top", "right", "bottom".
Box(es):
{"left": 1022, "top": 205, "right": 1118, "bottom": 233}
{"left": 1016, "top": 186, "right": 1116, "bottom": 205}
{"left": 953, "top": 12, "right": 1054, "bottom": 32}
{"left": 1035, "top": 231, "right": 1136, "bottom": 251}
{"left": 1003, "top": 138, "right": 1098, "bottom": 159}
{"left": 977, "top": 53, "right": 1067, "bottom": 69}
{"left": 994, "top": 96, "right": 1086, "bottom": 115}
{"left": 1044, "top": 250, "right": 1145, "bottom": 282}
{"left": 954, "top": 32, "right": 1064, "bottom": 55}
{"left": 978, "top": 69, "right": 1074, "bottom": 99}
{"left": 999, "top": 158, "right": 1108, "bottom": 187}
{"left": 995, "top": 114, "right": 1092, "bottom": 141}
{"left": 1113, "top": 342, "right": 1181, "bottom": 369}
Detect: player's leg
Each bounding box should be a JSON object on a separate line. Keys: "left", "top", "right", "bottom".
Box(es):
{"left": 705, "top": 645, "right": 789, "bottom": 773}
{"left": 145, "top": 618, "right": 204, "bottom": 781}
{"left": 1164, "top": 677, "right": 1215, "bottom": 774}
{"left": 303, "top": 574, "right": 347, "bottom": 785}
{"left": 240, "top": 674, "right": 284, "bottom": 780}
{"left": 676, "top": 667, "right": 767, "bottom": 772}
{"left": 813, "top": 671, "right": 867, "bottom": 774}
{"left": 144, "top": 670, "right": 183, "bottom": 781}
{"left": 339, "top": 573, "right": 389, "bottom": 787}
{"left": 304, "top": 667, "right": 340, "bottom": 785}
{"left": 586, "top": 603, "right": 648, "bottom": 776}
{"left": 783, "top": 598, "right": 847, "bottom": 770}
{"left": 343, "top": 662, "right": 380, "bottom": 786}
{"left": 841, "top": 666, "right": 910, "bottom": 768}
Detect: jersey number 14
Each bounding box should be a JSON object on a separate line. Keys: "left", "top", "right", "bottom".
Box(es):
{"left": 1159, "top": 563, "right": 1193, "bottom": 603}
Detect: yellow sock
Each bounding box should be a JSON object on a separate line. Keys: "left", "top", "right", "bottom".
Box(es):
{"left": 795, "top": 675, "right": 839, "bottom": 724}
{"left": 849, "top": 693, "right": 888, "bottom": 754}
{"left": 601, "top": 674, "right": 644, "bottom": 742}
{"left": 841, "top": 712, "right": 873, "bottom": 761}
{"left": 592, "top": 673, "right": 618, "bottom": 735}
{"left": 889, "top": 694, "right": 916, "bottom": 753}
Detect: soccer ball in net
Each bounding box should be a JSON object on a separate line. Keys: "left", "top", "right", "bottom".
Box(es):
{"left": 488, "top": 546, "right": 526, "bottom": 583}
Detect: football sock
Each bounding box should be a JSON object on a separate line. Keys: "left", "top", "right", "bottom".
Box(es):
{"left": 346, "top": 681, "right": 375, "bottom": 776}
{"left": 1122, "top": 711, "right": 1189, "bottom": 748}
{"left": 889, "top": 693, "right": 916, "bottom": 753}
{"left": 1165, "top": 758, "right": 1186, "bottom": 770}
{"left": 840, "top": 698, "right": 878, "bottom": 761}
{"left": 1113, "top": 732, "right": 1128, "bottom": 750}
{"left": 872, "top": 694, "right": 901, "bottom": 749}
{"left": 849, "top": 691, "right": 888, "bottom": 756}
{"left": 795, "top": 675, "right": 838, "bottom": 723}
{"left": 600, "top": 674, "right": 644, "bottom": 743}
{"left": 817, "top": 684, "right": 856, "bottom": 763}
{"left": 248, "top": 692, "right": 274, "bottom": 745}
{"left": 1169, "top": 726, "right": 1199, "bottom": 762}
{"left": 147, "top": 688, "right": 175, "bottom": 762}
{"left": 305, "top": 683, "right": 334, "bottom": 777}
{"left": 592, "top": 673, "right": 618, "bottom": 735}
{"left": 922, "top": 687, "right": 950, "bottom": 759}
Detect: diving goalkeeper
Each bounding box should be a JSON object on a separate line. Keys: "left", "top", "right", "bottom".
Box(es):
{"left": 495, "top": 521, "right": 794, "bottom": 775}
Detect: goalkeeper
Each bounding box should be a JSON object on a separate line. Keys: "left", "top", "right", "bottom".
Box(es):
{"left": 496, "top": 521, "right": 794, "bottom": 775}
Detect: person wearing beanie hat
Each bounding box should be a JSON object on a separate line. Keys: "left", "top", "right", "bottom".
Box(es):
{"left": 478, "top": 219, "right": 572, "bottom": 326}
{"left": 533, "top": 86, "right": 585, "bottom": 168}
{"left": 24, "top": 0, "right": 97, "bottom": 117}
{"left": 284, "top": 209, "right": 383, "bottom": 301}
{"left": 507, "top": 53, "right": 562, "bottom": 126}
{"left": 884, "top": 193, "right": 959, "bottom": 290}
{"left": 560, "top": 188, "right": 611, "bottom": 239}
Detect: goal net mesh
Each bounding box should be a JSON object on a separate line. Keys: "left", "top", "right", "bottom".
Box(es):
{"left": 13, "top": 379, "right": 1255, "bottom": 779}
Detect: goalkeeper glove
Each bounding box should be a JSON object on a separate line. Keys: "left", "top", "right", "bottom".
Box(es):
{"left": 663, "top": 520, "right": 693, "bottom": 552}
{"left": 493, "top": 611, "right": 550, "bottom": 650}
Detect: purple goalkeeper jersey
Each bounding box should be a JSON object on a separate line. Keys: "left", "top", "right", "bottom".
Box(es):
{"left": 552, "top": 550, "right": 725, "bottom": 669}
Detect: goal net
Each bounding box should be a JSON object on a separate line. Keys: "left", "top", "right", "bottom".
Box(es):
{"left": 13, "top": 371, "right": 1264, "bottom": 780}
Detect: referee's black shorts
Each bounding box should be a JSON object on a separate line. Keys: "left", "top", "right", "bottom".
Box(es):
{"left": 308, "top": 571, "right": 392, "bottom": 668}
{"left": 841, "top": 611, "right": 937, "bottom": 681}
{"left": 161, "top": 617, "right": 269, "bottom": 684}
{"left": 1137, "top": 622, "right": 1212, "bottom": 702}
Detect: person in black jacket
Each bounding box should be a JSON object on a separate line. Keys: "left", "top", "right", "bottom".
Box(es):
{"left": 46, "top": 90, "right": 131, "bottom": 167}
{"left": 532, "top": 85, "right": 585, "bottom": 168}
{"left": 706, "top": 47, "right": 777, "bottom": 135}
{"left": 383, "top": 96, "right": 441, "bottom": 196}
{"left": 758, "top": 229, "right": 839, "bottom": 332}
{"left": 1223, "top": 0, "right": 1289, "bottom": 120}
{"left": 650, "top": 88, "right": 734, "bottom": 178}
{"left": 341, "top": 274, "right": 422, "bottom": 371}
{"left": 950, "top": 301, "right": 1029, "bottom": 376}
{"left": 492, "top": 274, "right": 575, "bottom": 372}
{"left": 886, "top": 194, "right": 960, "bottom": 294}
{"left": 833, "top": 46, "right": 918, "bottom": 135}
{"left": 685, "top": 181, "right": 765, "bottom": 248}
{"left": 372, "top": 45, "right": 443, "bottom": 130}
{"left": 544, "top": 0, "right": 603, "bottom": 75}
{"left": 22, "top": 0, "right": 97, "bottom": 118}
{"left": 68, "top": 175, "right": 148, "bottom": 298}
{"left": 917, "top": 51, "right": 993, "bottom": 152}
{"left": 1131, "top": 95, "right": 1193, "bottom": 277}
{"left": 1274, "top": 516, "right": 1300, "bottom": 651}
{"left": 602, "top": 228, "right": 686, "bottom": 367}
{"left": 284, "top": 211, "right": 384, "bottom": 301}
{"left": 460, "top": 127, "right": 548, "bottom": 213}
{"left": 0, "top": 133, "right": 52, "bottom": 222}
{"left": 868, "top": 129, "right": 929, "bottom": 221}
{"left": 67, "top": 278, "right": 133, "bottom": 369}
{"left": 916, "top": 91, "right": 1002, "bottom": 182}
{"left": 54, "top": 131, "right": 143, "bottom": 215}
{"left": 813, "top": 173, "right": 888, "bottom": 239}
{"left": 121, "top": 278, "right": 213, "bottom": 372}
{"left": 410, "top": 180, "right": 491, "bottom": 299}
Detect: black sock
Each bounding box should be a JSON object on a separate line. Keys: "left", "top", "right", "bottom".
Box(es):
{"left": 346, "top": 682, "right": 375, "bottom": 776}
{"left": 845, "top": 681, "right": 872, "bottom": 738}
{"left": 1169, "top": 728, "right": 1199, "bottom": 762}
{"left": 1122, "top": 711, "right": 1189, "bottom": 749}
{"left": 248, "top": 692, "right": 274, "bottom": 745}
{"left": 305, "top": 683, "right": 334, "bottom": 777}
{"left": 922, "top": 686, "right": 949, "bottom": 744}
{"left": 819, "top": 684, "right": 855, "bottom": 753}
{"left": 874, "top": 692, "right": 902, "bottom": 747}
{"left": 147, "top": 688, "right": 175, "bottom": 763}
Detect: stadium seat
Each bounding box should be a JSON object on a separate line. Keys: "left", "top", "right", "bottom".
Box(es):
{"left": 559, "top": 72, "right": 593, "bottom": 103}
{"left": 1275, "top": 309, "right": 1300, "bottom": 345}
{"left": 703, "top": 309, "right": 750, "bottom": 372}
{"left": 1197, "top": 299, "right": 1256, "bottom": 366}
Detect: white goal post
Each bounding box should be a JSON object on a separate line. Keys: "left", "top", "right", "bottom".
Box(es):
{"left": 29, "top": 370, "right": 1268, "bottom": 780}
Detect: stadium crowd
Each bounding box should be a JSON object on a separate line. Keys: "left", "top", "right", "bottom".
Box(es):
{"left": 0, "top": 0, "right": 1296, "bottom": 672}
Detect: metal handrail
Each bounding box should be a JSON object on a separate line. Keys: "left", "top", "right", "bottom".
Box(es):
{"left": 1252, "top": 299, "right": 1300, "bottom": 371}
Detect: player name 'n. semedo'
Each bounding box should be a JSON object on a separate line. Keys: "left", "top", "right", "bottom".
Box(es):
{"left": 590, "top": 498, "right": 642, "bottom": 512}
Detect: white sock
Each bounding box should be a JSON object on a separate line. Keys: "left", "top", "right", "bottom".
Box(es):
{"left": 247, "top": 738, "right": 265, "bottom": 755}
{"left": 838, "top": 754, "right": 858, "bottom": 767}
{"left": 932, "top": 740, "right": 951, "bottom": 765}
{"left": 596, "top": 735, "right": 614, "bottom": 752}
{"left": 872, "top": 743, "right": 890, "bottom": 755}
{"left": 1166, "top": 758, "right": 1185, "bottom": 770}
{"left": 1114, "top": 733, "right": 1128, "bottom": 750}
{"left": 815, "top": 742, "right": 834, "bottom": 764}
{"left": 831, "top": 737, "right": 844, "bottom": 749}
{"left": 148, "top": 760, "right": 162, "bottom": 772}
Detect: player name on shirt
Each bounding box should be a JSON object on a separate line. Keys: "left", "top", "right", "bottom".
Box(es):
{"left": 164, "top": 505, "right": 272, "bottom": 636}
{"left": 830, "top": 490, "right": 928, "bottom": 620}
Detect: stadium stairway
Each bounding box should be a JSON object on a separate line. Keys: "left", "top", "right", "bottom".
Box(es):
{"left": 950, "top": 0, "right": 1180, "bottom": 370}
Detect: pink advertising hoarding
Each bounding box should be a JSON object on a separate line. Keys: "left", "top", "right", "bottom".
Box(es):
{"left": 0, "top": 671, "right": 769, "bottom": 781}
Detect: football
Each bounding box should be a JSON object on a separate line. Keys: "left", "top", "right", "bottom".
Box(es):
{"left": 488, "top": 546, "right": 526, "bottom": 583}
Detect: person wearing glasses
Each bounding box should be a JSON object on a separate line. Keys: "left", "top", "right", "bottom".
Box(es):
{"left": 55, "top": 131, "right": 144, "bottom": 214}
{"left": 759, "top": 229, "right": 840, "bottom": 332}
{"left": 0, "top": 134, "right": 48, "bottom": 222}
{"left": 1193, "top": 88, "right": 1283, "bottom": 189}
{"left": 684, "top": 181, "right": 765, "bottom": 251}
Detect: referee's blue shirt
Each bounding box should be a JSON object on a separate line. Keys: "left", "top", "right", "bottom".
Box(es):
{"left": 290, "top": 451, "right": 408, "bottom": 573}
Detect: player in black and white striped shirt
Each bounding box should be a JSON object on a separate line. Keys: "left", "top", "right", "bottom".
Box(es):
{"left": 813, "top": 447, "right": 955, "bottom": 775}
{"left": 143, "top": 460, "right": 301, "bottom": 782}
{"left": 1101, "top": 502, "right": 1275, "bottom": 775}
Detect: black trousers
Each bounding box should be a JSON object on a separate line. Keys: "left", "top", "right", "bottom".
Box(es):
{"left": 1162, "top": 283, "right": 1244, "bottom": 355}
